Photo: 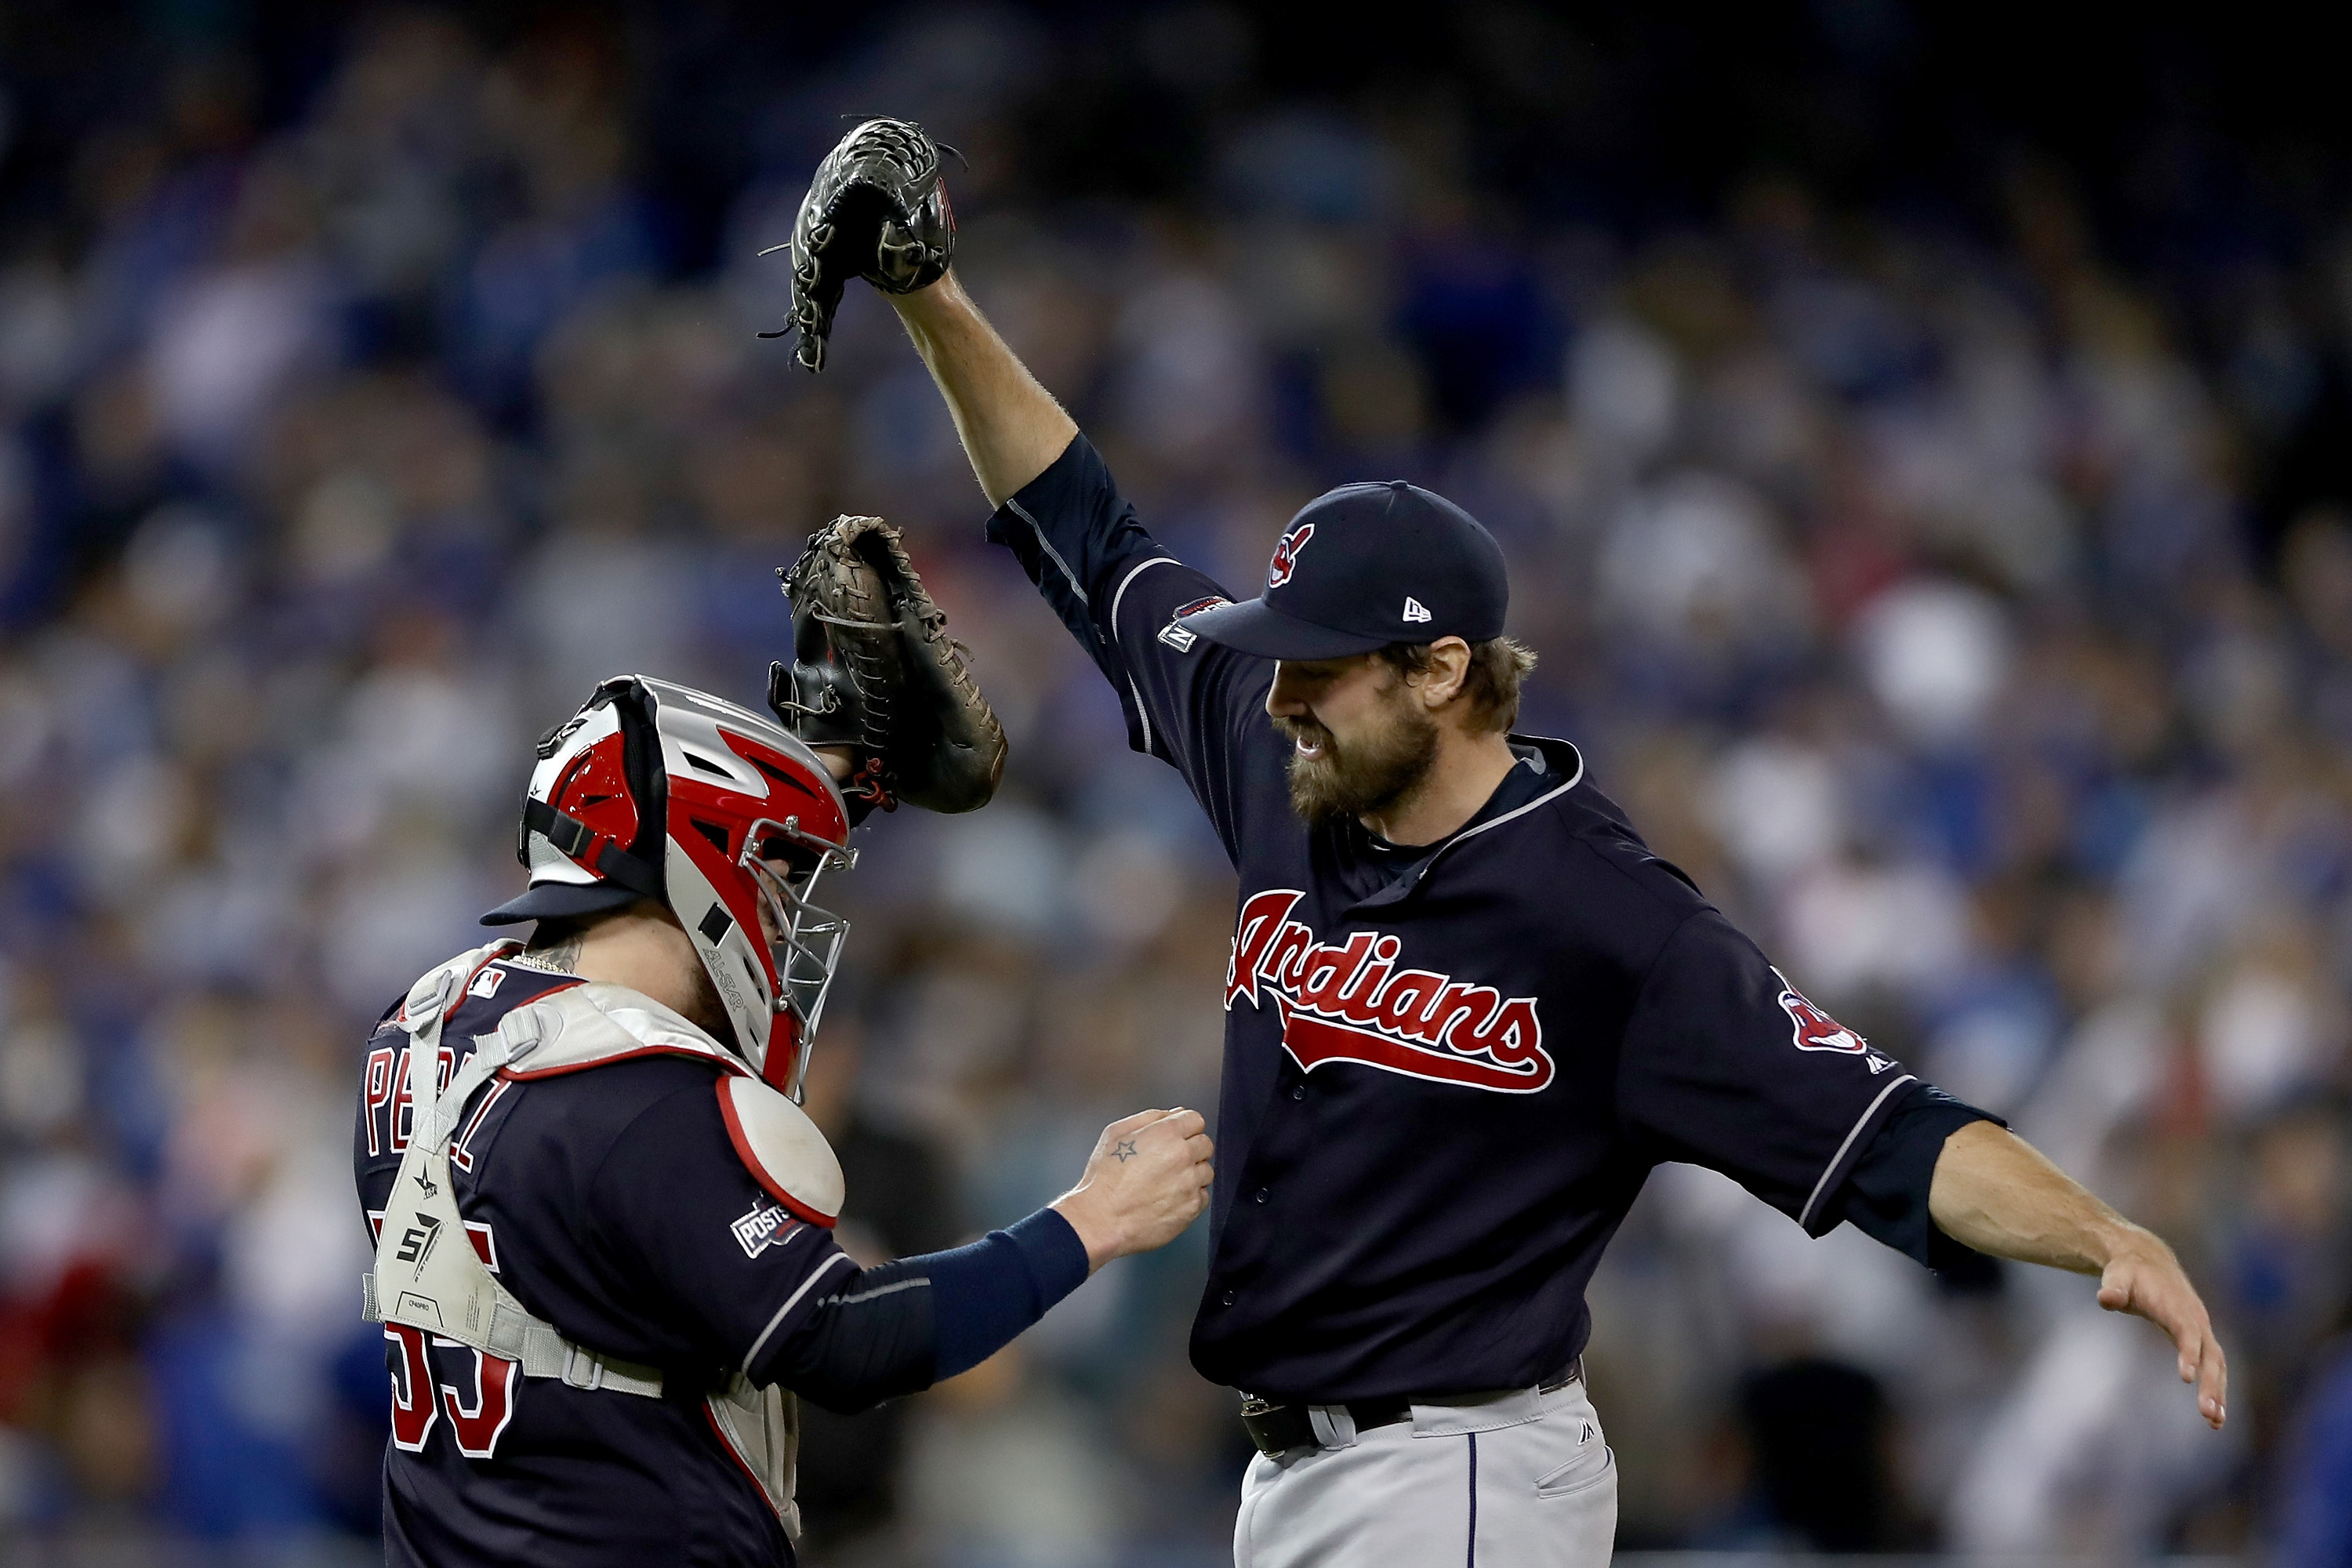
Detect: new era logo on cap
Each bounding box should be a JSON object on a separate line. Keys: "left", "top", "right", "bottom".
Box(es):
{"left": 1177, "top": 481, "right": 1509, "bottom": 660}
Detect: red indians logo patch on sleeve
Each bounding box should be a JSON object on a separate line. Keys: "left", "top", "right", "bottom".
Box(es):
{"left": 1267, "top": 524, "right": 1316, "bottom": 588}
{"left": 1225, "top": 889, "right": 1553, "bottom": 1093}
{"left": 1776, "top": 975, "right": 1866, "bottom": 1053}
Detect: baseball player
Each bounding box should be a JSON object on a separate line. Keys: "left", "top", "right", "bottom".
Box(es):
{"left": 353, "top": 526, "right": 1215, "bottom": 1567}
{"left": 771, "top": 121, "right": 2230, "bottom": 1568}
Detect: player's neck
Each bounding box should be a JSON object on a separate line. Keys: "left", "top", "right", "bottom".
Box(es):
{"left": 557, "top": 906, "right": 711, "bottom": 1026}
{"left": 1358, "top": 728, "right": 1519, "bottom": 848}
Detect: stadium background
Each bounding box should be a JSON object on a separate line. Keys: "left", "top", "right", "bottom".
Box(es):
{"left": 2, "top": 2, "right": 2351, "bottom": 1562}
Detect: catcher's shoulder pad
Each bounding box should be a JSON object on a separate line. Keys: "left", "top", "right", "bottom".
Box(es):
{"left": 716, "top": 1075, "right": 844, "bottom": 1228}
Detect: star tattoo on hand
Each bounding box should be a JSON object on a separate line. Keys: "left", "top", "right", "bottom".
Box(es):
{"left": 1112, "top": 1138, "right": 1139, "bottom": 1163}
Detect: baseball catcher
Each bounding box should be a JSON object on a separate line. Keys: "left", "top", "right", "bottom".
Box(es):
{"left": 354, "top": 622, "right": 1200, "bottom": 1562}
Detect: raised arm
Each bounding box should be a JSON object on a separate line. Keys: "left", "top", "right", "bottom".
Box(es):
{"left": 1929, "top": 1120, "right": 2227, "bottom": 1428}
{"left": 890, "top": 274, "right": 1077, "bottom": 508}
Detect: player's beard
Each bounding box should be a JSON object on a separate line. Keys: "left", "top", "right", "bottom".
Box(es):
{"left": 1277, "top": 695, "right": 1439, "bottom": 830}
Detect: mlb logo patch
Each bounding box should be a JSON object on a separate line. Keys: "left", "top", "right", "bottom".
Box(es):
{"left": 470, "top": 967, "right": 508, "bottom": 1000}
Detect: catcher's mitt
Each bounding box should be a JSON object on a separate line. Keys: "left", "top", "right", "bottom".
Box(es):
{"left": 770, "top": 514, "right": 1006, "bottom": 818}
{"left": 768, "top": 118, "right": 955, "bottom": 372}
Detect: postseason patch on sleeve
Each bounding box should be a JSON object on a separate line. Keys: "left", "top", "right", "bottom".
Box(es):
{"left": 731, "top": 1200, "right": 799, "bottom": 1260}
{"left": 1160, "top": 595, "right": 1229, "bottom": 652}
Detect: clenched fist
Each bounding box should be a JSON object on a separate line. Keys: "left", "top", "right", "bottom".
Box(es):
{"left": 1051, "top": 1109, "right": 1214, "bottom": 1272}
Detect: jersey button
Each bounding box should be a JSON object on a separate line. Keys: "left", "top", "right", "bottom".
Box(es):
{"left": 1253, "top": 1187, "right": 1269, "bottom": 1204}
{"left": 1290, "top": 1085, "right": 1305, "bottom": 1101}
{"left": 1221, "top": 1289, "right": 1237, "bottom": 1306}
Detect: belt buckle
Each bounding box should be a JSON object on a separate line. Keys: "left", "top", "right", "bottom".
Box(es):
{"left": 1537, "top": 1354, "right": 1584, "bottom": 1395}
{"left": 1238, "top": 1395, "right": 1304, "bottom": 1457}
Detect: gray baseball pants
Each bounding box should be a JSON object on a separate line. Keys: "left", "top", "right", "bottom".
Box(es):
{"left": 1232, "top": 1377, "right": 1617, "bottom": 1568}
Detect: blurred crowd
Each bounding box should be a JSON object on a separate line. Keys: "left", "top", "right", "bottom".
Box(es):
{"left": 2, "top": 5, "right": 2350, "bottom": 1565}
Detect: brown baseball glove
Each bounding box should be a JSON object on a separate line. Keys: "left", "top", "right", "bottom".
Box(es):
{"left": 768, "top": 514, "right": 1006, "bottom": 818}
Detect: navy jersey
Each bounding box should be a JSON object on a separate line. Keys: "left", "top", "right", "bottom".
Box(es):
{"left": 353, "top": 956, "right": 853, "bottom": 1568}
{"left": 991, "top": 435, "right": 1985, "bottom": 1403}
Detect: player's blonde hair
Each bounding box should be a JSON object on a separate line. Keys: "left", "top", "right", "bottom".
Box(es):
{"left": 1376, "top": 637, "right": 1538, "bottom": 734}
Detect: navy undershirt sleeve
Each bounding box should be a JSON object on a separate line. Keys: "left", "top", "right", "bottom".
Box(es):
{"left": 756, "top": 1208, "right": 1090, "bottom": 1413}
{"left": 926, "top": 1208, "right": 1091, "bottom": 1377}
{"left": 1824, "top": 1082, "right": 2004, "bottom": 1270}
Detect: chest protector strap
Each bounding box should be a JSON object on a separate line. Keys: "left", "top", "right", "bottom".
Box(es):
{"left": 364, "top": 947, "right": 664, "bottom": 1397}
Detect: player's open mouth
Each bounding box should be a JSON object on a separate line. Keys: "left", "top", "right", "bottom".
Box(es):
{"left": 1293, "top": 734, "right": 1326, "bottom": 760}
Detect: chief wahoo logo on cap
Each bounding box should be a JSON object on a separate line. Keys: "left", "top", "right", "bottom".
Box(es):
{"left": 1267, "top": 524, "right": 1316, "bottom": 588}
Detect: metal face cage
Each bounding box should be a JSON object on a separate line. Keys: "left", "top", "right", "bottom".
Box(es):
{"left": 739, "top": 815, "right": 854, "bottom": 1099}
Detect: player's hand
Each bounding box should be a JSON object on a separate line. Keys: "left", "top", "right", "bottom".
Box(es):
{"left": 1051, "top": 1109, "right": 1214, "bottom": 1272}
{"left": 2097, "top": 1225, "right": 2228, "bottom": 1429}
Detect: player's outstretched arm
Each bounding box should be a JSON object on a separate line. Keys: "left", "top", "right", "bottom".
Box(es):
{"left": 891, "top": 273, "right": 1077, "bottom": 508}
{"left": 1049, "top": 1107, "right": 1215, "bottom": 1272}
{"left": 753, "top": 1107, "right": 1210, "bottom": 1412}
{"left": 1929, "top": 1120, "right": 2227, "bottom": 1428}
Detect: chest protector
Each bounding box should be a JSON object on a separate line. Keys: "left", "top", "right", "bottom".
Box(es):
{"left": 362, "top": 942, "right": 844, "bottom": 1538}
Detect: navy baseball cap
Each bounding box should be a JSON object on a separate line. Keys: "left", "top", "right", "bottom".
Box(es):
{"left": 1178, "top": 481, "right": 1509, "bottom": 660}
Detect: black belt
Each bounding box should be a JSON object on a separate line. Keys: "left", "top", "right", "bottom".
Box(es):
{"left": 1238, "top": 1356, "right": 1583, "bottom": 1457}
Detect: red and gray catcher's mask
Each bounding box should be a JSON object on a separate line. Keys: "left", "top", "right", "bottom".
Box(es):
{"left": 481, "top": 675, "right": 855, "bottom": 1099}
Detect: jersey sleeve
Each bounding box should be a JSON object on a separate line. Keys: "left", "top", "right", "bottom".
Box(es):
{"left": 985, "top": 433, "right": 1286, "bottom": 860}
{"left": 584, "top": 1081, "right": 865, "bottom": 1372}
{"left": 1821, "top": 1081, "right": 2003, "bottom": 1268}
{"left": 583, "top": 1083, "right": 1092, "bottom": 1409}
{"left": 1615, "top": 909, "right": 1926, "bottom": 1236}
{"left": 756, "top": 1208, "right": 1088, "bottom": 1413}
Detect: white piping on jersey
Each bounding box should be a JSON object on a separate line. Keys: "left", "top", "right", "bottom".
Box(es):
{"left": 1397, "top": 744, "right": 1586, "bottom": 885}
{"left": 1108, "top": 554, "right": 1181, "bottom": 630}
{"left": 1445, "top": 749, "right": 1585, "bottom": 848}
{"left": 1130, "top": 677, "right": 1152, "bottom": 753}
{"left": 1109, "top": 558, "right": 1181, "bottom": 756}
{"left": 823, "top": 1276, "right": 931, "bottom": 1308}
{"left": 1004, "top": 499, "right": 1089, "bottom": 607}
{"left": 744, "top": 1249, "right": 855, "bottom": 1368}
{"left": 1796, "top": 1073, "right": 1918, "bottom": 1231}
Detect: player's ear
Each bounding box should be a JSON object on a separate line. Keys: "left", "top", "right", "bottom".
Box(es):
{"left": 1418, "top": 638, "right": 1472, "bottom": 710}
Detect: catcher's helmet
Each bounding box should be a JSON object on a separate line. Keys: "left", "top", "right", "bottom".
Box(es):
{"left": 482, "top": 675, "right": 854, "bottom": 1099}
